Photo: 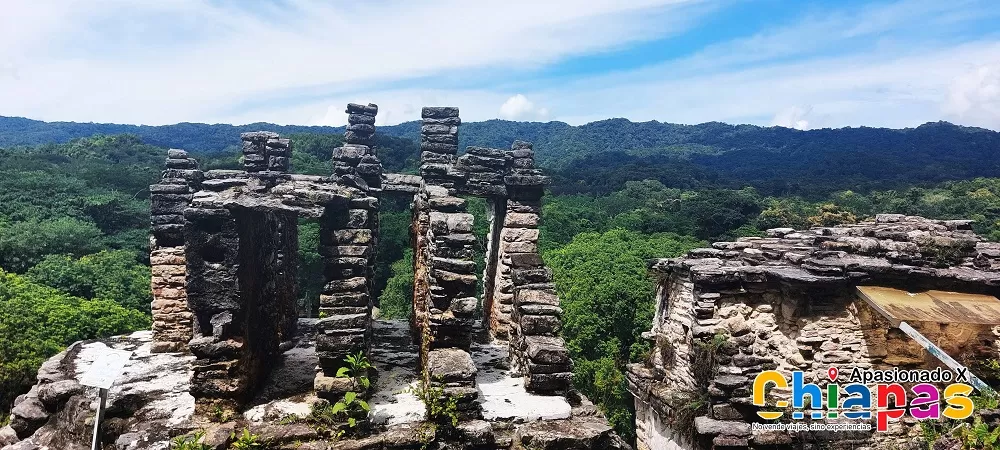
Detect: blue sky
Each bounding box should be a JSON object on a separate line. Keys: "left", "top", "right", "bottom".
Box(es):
{"left": 1, "top": 0, "right": 998, "bottom": 130}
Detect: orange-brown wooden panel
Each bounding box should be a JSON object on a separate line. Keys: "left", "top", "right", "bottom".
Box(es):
{"left": 856, "top": 286, "right": 1000, "bottom": 326}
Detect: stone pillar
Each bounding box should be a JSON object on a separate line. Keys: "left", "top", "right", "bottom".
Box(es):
{"left": 419, "top": 107, "right": 461, "bottom": 187}
{"left": 315, "top": 103, "right": 381, "bottom": 403}
{"left": 422, "top": 187, "right": 477, "bottom": 349}
{"left": 503, "top": 141, "right": 573, "bottom": 394}
{"left": 242, "top": 131, "right": 291, "bottom": 174}
{"left": 414, "top": 106, "right": 481, "bottom": 419}
{"left": 150, "top": 149, "right": 200, "bottom": 353}
{"left": 185, "top": 201, "right": 244, "bottom": 408}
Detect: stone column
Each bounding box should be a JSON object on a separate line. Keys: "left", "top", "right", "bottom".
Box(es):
{"left": 150, "top": 149, "right": 200, "bottom": 353}
{"left": 184, "top": 199, "right": 244, "bottom": 409}
{"left": 414, "top": 106, "right": 481, "bottom": 418}
{"left": 315, "top": 103, "right": 381, "bottom": 403}
{"left": 419, "top": 107, "right": 461, "bottom": 187}
{"left": 503, "top": 141, "right": 573, "bottom": 394}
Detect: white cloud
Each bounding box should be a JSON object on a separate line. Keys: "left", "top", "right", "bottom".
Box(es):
{"left": 772, "top": 106, "right": 812, "bottom": 130}
{"left": 514, "top": 40, "right": 1000, "bottom": 130}
{"left": 0, "top": 0, "right": 997, "bottom": 133}
{"left": 0, "top": 0, "right": 702, "bottom": 125}
{"left": 498, "top": 94, "right": 550, "bottom": 121}
{"left": 943, "top": 62, "right": 1000, "bottom": 129}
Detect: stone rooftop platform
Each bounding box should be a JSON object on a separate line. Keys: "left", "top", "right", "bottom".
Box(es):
{"left": 651, "top": 214, "right": 1000, "bottom": 288}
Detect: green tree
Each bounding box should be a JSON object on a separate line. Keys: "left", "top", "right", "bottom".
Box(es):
{"left": 544, "top": 229, "right": 703, "bottom": 438}
{"left": 0, "top": 269, "right": 149, "bottom": 410}
{"left": 26, "top": 250, "right": 152, "bottom": 313}
{"left": 379, "top": 250, "right": 413, "bottom": 320}
{"left": 0, "top": 217, "right": 104, "bottom": 272}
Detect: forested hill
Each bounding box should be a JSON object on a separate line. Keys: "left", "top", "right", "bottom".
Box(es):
{"left": 2, "top": 115, "right": 999, "bottom": 197}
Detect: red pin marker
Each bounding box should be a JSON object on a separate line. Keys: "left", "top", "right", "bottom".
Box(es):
{"left": 828, "top": 367, "right": 839, "bottom": 382}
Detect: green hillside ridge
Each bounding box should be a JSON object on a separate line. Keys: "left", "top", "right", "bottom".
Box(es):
{"left": 3, "top": 116, "right": 997, "bottom": 198}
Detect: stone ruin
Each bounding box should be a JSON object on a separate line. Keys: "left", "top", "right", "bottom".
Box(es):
{"left": 628, "top": 215, "right": 1000, "bottom": 450}
{"left": 0, "top": 104, "right": 627, "bottom": 450}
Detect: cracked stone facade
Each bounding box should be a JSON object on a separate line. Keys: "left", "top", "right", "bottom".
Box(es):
{"left": 628, "top": 215, "right": 1000, "bottom": 450}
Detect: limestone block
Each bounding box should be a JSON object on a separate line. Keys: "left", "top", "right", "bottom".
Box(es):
{"left": 525, "top": 336, "right": 571, "bottom": 365}
{"left": 504, "top": 212, "right": 540, "bottom": 228}
{"left": 505, "top": 241, "right": 539, "bottom": 253}
{"left": 421, "top": 106, "right": 459, "bottom": 119}
{"left": 319, "top": 292, "right": 369, "bottom": 307}
{"left": 314, "top": 373, "right": 360, "bottom": 396}
{"left": 514, "top": 287, "right": 558, "bottom": 306}
{"left": 525, "top": 372, "right": 572, "bottom": 393}
{"left": 508, "top": 253, "right": 544, "bottom": 268}
{"left": 317, "top": 313, "right": 369, "bottom": 330}
{"left": 518, "top": 304, "right": 562, "bottom": 316}
{"left": 9, "top": 398, "right": 48, "bottom": 439}
{"left": 428, "top": 349, "right": 477, "bottom": 383}
{"left": 503, "top": 230, "right": 540, "bottom": 247}
{"left": 512, "top": 268, "right": 552, "bottom": 285}
{"left": 520, "top": 315, "right": 562, "bottom": 336}
{"left": 346, "top": 103, "right": 378, "bottom": 115}
{"left": 421, "top": 142, "right": 459, "bottom": 154}
{"left": 694, "top": 416, "right": 750, "bottom": 437}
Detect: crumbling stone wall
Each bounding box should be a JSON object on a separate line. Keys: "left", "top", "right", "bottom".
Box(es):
{"left": 147, "top": 122, "right": 379, "bottom": 411}
{"left": 183, "top": 133, "right": 303, "bottom": 409}
{"left": 409, "top": 107, "right": 574, "bottom": 397}
{"left": 628, "top": 215, "right": 1000, "bottom": 450}
{"left": 0, "top": 100, "right": 637, "bottom": 450}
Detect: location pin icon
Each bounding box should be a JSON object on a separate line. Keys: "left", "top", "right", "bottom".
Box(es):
{"left": 828, "top": 366, "right": 839, "bottom": 382}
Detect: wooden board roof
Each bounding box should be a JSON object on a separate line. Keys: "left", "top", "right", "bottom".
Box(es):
{"left": 856, "top": 286, "right": 1000, "bottom": 327}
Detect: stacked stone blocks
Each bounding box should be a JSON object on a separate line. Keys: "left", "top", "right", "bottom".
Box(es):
{"left": 184, "top": 179, "right": 300, "bottom": 410}
{"left": 149, "top": 148, "right": 200, "bottom": 353}
{"left": 413, "top": 107, "right": 483, "bottom": 417}
{"left": 242, "top": 131, "right": 292, "bottom": 174}
{"left": 499, "top": 141, "right": 573, "bottom": 394}
{"left": 419, "top": 107, "right": 462, "bottom": 187}
{"left": 315, "top": 104, "right": 382, "bottom": 402}
{"left": 146, "top": 103, "right": 584, "bottom": 421}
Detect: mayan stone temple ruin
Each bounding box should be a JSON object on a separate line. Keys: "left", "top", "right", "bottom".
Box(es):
{"left": 1, "top": 104, "right": 628, "bottom": 450}
{"left": 628, "top": 215, "right": 1000, "bottom": 450}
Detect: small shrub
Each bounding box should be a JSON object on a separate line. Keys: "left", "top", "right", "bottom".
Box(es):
{"left": 409, "top": 378, "right": 459, "bottom": 428}
{"left": 301, "top": 351, "right": 373, "bottom": 438}
{"left": 210, "top": 404, "right": 235, "bottom": 423}
{"left": 230, "top": 428, "right": 267, "bottom": 450}
{"left": 170, "top": 431, "right": 211, "bottom": 450}
{"left": 953, "top": 416, "right": 1000, "bottom": 449}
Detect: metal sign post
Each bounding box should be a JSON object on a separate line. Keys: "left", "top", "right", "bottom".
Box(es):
{"left": 898, "top": 321, "right": 995, "bottom": 394}
{"left": 91, "top": 388, "right": 108, "bottom": 450}
{"left": 856, "top": 286, "right": 998, "bottom": 395}
{"left": 80, "top": 349, "right": 133, "bottom": 450}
